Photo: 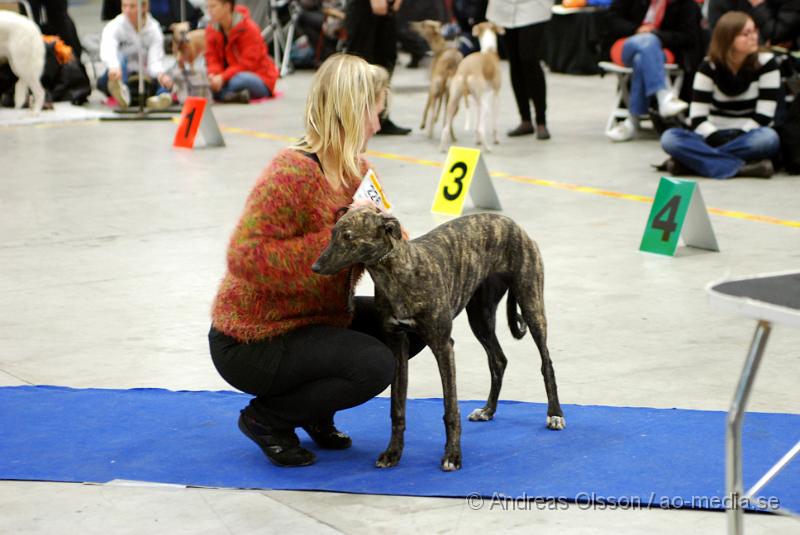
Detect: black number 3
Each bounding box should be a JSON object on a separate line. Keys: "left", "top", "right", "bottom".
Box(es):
{"left": 444, "top": 161, "right": 467, "bottom": 200}
{"left": 652, "top": 195, "right": 681, "bottom": 242}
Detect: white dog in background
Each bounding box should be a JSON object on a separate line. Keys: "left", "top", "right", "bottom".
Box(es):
{"left": 0, "top": 10, "right": 45, "bottom": 113}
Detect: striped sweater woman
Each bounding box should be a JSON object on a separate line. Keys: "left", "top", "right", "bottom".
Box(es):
{"left": 660, "top": 12, "right": 782, "bottom": 178}
{"left": 690, "top": 52, "right": 781, "bottom": 137}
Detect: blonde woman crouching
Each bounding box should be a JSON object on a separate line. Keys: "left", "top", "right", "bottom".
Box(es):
{"left": 208, "top": 54, "right": 424, "bottom": 467}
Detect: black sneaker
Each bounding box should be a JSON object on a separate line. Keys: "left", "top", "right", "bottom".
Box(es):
{"left": 238, "top": 410, "right": 316, "bottom": 467}
{"left": 302, "top": 417, "right": 352, "bottom": 450}
{"left": 377, "top": 117, "right": 411, "bottom": 135}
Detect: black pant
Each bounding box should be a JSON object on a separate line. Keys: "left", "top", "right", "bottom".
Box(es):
{"left": 504, "top": 21, "right": 548, "bottom": 126}
{"left": 345, "top": 0, "right": 398, "bottom": 75}
{"left": 209, "top": 297, "right": 425, "bottom": 430}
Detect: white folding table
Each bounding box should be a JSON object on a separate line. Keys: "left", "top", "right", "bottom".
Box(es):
{"left": 707, "top": 271, "right": 800, "bottom": 535}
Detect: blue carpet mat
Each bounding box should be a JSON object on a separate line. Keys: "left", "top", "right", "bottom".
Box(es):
{"left": 0, "top": 386, "right": 797, "bottom": 512}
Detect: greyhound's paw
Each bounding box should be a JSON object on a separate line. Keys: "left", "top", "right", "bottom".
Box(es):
{"left": 375, "top": 449, "right": 401, "bottom": 468}
{"left": 440, "top": 453, "right": 462, "bottom": 471}
{"left": 546, "top": 415, "right": 566, "bottom": 430}
{"left": 468, "top": 408, "right": 494, "bottom": 421}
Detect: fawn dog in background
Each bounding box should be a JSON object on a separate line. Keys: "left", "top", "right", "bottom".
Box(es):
{"left": 170, "top": 22, "right": 206, "bottom": 72}
{"left": 439, "top": 22, "right": 504, "bottom": 152}
{"left": 312, "top": 206, "right": 565, "bottom": 471}
{"left": 410, "top": 20, "right": 463, "bottom": 138}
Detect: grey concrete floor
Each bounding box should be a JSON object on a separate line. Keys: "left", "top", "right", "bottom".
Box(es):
{"left": 1, "top": 1, "right": 799, "bottom": 533}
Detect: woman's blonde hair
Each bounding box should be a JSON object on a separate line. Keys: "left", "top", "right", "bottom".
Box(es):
{"left": 708, "top": 11, "right": 760, "bottom": 73}
{"left": 294, "top": 54, "right": 390, "bottom": 187}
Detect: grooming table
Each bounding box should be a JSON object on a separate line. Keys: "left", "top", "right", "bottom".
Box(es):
{"left": 707, "top": 271, "right": 800, "bottom": 534}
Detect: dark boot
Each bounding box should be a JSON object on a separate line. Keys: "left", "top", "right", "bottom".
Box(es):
{"left": 661, "top": 157, "right": 695, "bottom": 176}
{"left": 377, "top": 116, "right": 411, "bottom": 135}
{"left": 536, "top": 124, "right": 551, "bottom": 140}
{"left": 507, "top": 121, "right": 534, "bottom": 137}
{"left": 222, "top": 89, "right": 250, "bottom": 104}
{"left": 302, "top": 416, "right": 352, "bottom": 450}
{"left": 735, "top": 159, "right": 774, "bottom": 179}
{"left": 238, "top": 409, "right": 316, "bottom": 467}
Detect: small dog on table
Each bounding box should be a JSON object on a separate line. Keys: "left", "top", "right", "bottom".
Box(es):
{"left": 0, "top": 10, "right": 46, "bottom": 114}
{"left": 312, "top": 206, "right": 565, "bottom": 471}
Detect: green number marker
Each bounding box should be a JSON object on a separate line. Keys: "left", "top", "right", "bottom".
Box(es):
{"left": 640, "top": 177, "right": 696, "bottom": 256}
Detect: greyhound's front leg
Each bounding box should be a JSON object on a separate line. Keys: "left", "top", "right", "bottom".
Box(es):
{"left": 376, "top": 333, "right": 409, "bottom": 468}
{"left": 431, "top": 336, "right": 462, "bottom": 471}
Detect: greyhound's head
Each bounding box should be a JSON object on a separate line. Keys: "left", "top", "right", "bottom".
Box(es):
{"left": 471, "top": 22, "right": 504, "bottom": 52}
{"left": 312, "top": 206, "right": 402, "bottom": 275}
{"left": 410, "top": 20, "right": 444, "bottom": 47}
{"left": 170, "top": 22, "right": 191, "bottom": 53}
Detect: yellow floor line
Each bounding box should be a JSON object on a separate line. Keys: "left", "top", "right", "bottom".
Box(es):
{"left": 216, "top": 125, "right": 800, "bottom": 229}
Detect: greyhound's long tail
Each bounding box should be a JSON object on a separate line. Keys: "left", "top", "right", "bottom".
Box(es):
{"left": 506, "top": 288, "right": 527, "bottom": 339}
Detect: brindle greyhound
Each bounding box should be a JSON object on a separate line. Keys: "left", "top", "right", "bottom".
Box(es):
{"left": 312, "top": 206, "right": 564, "bottom": 471}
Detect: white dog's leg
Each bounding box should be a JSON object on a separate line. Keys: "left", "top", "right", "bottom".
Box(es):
{"left": 479, "top": 92, "right": 493, "bottom": 151}
{"left": 27, "top": 78, "right": 45, "bottom": 114}
{"left": 492, "top": 91, "right": 500, "bottom": 144}
{"left": 13, "top": 80, "right": 29, "bottom": 109}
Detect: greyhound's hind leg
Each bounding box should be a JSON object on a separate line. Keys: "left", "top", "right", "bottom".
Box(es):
{"left": 513, "top": 278, "right": 565, "bottom": 430}
{"left": 465, "top": 278, "right": 508, "bottom": 421}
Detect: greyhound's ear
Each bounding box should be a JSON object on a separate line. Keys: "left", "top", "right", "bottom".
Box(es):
{"left": 495, "top": 24, "right": 506, "bottom": 35}
{"left": 472, "top": 24, "right": 481, "bottom": 37}
{"left": 382, "top": 215, "right": 402, "bottom": 240}
{"left": 334, "top": 206, "right": 349, "bottom": 221}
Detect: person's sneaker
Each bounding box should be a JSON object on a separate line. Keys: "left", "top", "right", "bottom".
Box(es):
{"left": 221, "top": 89, "right": 250, "bottom": 104}
{"left": 146, "top": 92, "right": 172, "bottom": 110}
{"left": 238, "top": 410, "right": 316, "bottom": 467}
{"left": 658, "top": 93, "right": 688, "bottom": 118}
{"left": 606, "top": 120, "right": 635, "bottom": 142}
{"left": 377, "top": 116, "right": 411, "bottom": 135}
{"left": 536, "top": 124, "right": 551, "bottom": 140}
{"left": 108, "top": 78, "right": 130, "bottom": 109}
{"left": 302, "top": 418, "right": 352, "bottom": 450}
{"left": 507, "top": 122, "right": 534, "bottom": 137}
{"left": 735, "top": 159, "right": 774, "bottom": 179}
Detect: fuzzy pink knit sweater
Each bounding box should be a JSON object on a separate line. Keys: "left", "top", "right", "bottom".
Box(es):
{"left": 211, "top": 148, "right": 366, "bottom": 342}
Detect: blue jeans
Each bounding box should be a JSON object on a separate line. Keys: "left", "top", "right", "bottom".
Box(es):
{"left": 97, "top": 56, "right": 169, "bottom": 97}
{"left": 622, "top": 33, "right": 668, "bottom": 116}
{"left": 215, "top": 72, "right": 271, "bottom": 100}
{"left": 660, "top": 127, "right": 781, "bottom": 179}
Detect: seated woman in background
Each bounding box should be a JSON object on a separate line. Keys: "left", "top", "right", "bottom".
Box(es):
{"left": 205, "top": 0, "right": 279, "bottom": 103}
{"left": 660, "top": 11, "right": 782, "bottom": 178}
{"left": 604, "top": 0, "right": 702, "bottom": 142}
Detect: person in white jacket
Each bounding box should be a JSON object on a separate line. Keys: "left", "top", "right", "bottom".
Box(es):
{"left": 98, "top": 0, "right": 173, "bottom": 109}
{"left": 487, "top": 0, "right": 553, "bottom": 140}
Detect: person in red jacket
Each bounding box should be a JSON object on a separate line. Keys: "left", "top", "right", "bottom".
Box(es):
{"left": 205, "top": 0, "right": 279, "bottom": 102}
